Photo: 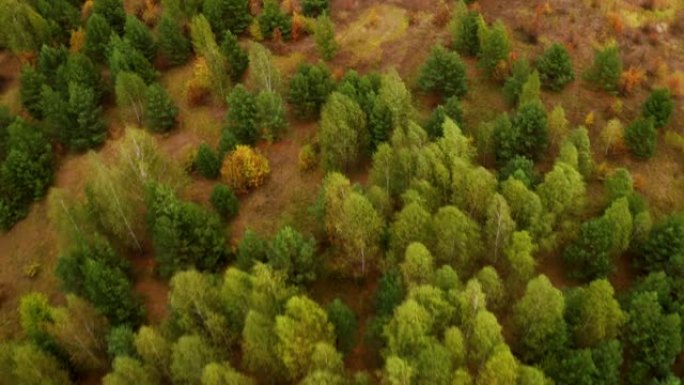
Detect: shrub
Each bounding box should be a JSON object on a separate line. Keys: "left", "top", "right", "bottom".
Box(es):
{"left": 196, "top": 143, "right": 221, "bottom": 179}
{"left": 584, "top": 44, "right": 622, "bottom": 93}
{"left": 642, "top": 88, "right": 674, "bottom": 128}
{"left": 220, "top": 145, "right": 270, "bottom": 193}
{"left": 624, "top": 117, "right": 656, "bottom": 159}
{"left": 418, "top": 45, "right": 468, "bottom": 98}
{"left": 210, "top": 184, "right": 239, "bottom": 220}
{"left": 536, "top": 43, "right": 575, "bottom": 91}
{"left": 298, "top": 144, "right": 318, "bottom": 172}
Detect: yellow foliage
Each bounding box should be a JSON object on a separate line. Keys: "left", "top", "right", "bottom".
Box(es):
{"left": 249, "top": 21, "right": 264, "bottom": 41}
{"left": 584, "top": 111, "right": 595, "bottom": 127}
{"left": 186, "top": 58, "right": 211, "bottom": 106}
{"left": 298, "top": 144, "right": 317, "bottom": 172}
{"left": 221, "top": 145, "right": 271, "bottom": 193}
{"left": 69, "top": 28, "right": 85, "bottom": 53}
{"left": 619, "top": 66, "right": 646, "bottom": 95}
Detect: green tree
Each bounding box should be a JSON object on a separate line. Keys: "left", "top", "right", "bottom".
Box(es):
{"left": 336, "top": 191, "right": 383, "bottom": 275}
{"left": 513, "top": 275, "right": 567, "bottom": 362}
{"left": 246, "top": 42, "right": 281, "bottom": 93}
{"left": 537, "top": 161, "right": 585, "bottom": 224}
{"left": 505, "top": 231, "right": 536, "bottom": 287}
{"left": 498, "top": 156, "right": 537, "bottom": 187}
{"left": 225, "top": 84, "right": 258, "bottom": 144}
{"left": 190, "top": 14, "right": 229, "bottom": 99}
{"left": 503, "top": 59, "right": 531, "bottom": 105}
{"left": 92, "top": 0, "right": 126, "bottom": 34}
{"left": 161, "top": 0, "right": 203, "bottom": 21}
{"left": 145, "top": 83, "right": 178, "bottom": 133}
{"left": 567, "top": 126, "right": 594, "bottom": 178}
{"left": 268, "top": 225, "right": 317, "bottom": 284}
{"left": 115, "top": 72, "right": 147, "bottom": 125}
{"left": 584, "top": 44, "right": 622, "bottom": 93}
{"left": 376, "top": 269, "right": 405, "bottom": 317}
{"left": 418, "top": 45, "right": 468, "bottom": 98}
{"left": 469, "top": 310, "right": 504, "bottom": 368}
{"left": 83, "top": 257, "right": 143, "bottom": 325}
{"left": 327, "top": 299, "right": 357, "bottom": 355}
{"left": 275, "top": 295, "right": 336, "bottom": 380}
{"left": 424, "top": 97, "right": 463, "bottom": 138}
{"left": 124, "top": 15, "right": 156, "bottom": 62}
{"left": 384, "top": 299, "right": 432, "bottom": 357}
{"left": 642, "top": 88, "right": 674, "bottom": 128}
{"left": 287, "top": 63, "right": 335, "bottom": 119}
{"left": 637, "top": 214, "right": 684, "bottom": 272}
{"left": 84, "top": 13, "right": 112, "bottom": 63}
{"left": 19, "top": 65, "right": 46, "bottom": 118}
{"left": 319, "top": 92, "right": 368, "bottom": 171}
{"left": 108, "top": 35, "right": 158, "bottom": 84}
{"left": 565, "top": 280, "right": 625, "bottom": 348}
{"left": 258, "top": 0, "right": 291, "bottom": 40}
{"left": 452, "top": 10, "right": 483, "bottom": 56}
{"left": 624, "top": 117, "right": 656, "bottom": 159}
{"left": 478, "top": 21, "right": 510, "bottom": 80}
{"left": 158, "top": 13, "right": 191, "bottom": 66}
{"left": 400, "top": 242, "right": 435, "bottom": 287}
{"left": 196, "top": 143, "right": 221, "bottom": 179}
{"left": 313, "top": 14, "right": 337, "bottom": 61}
{"left": 256, "top": 90, "right": 287, "bottom": 141}
{"left": 63, "top": 82, "right": 106, "bottom": 151}
{"left": 301, "top": 0, "right": 330, "bottom": 17}
{"left": 170, "top": 335, "right": 217, "bottom": 385}
{"left": 432, "top": 205, "right": 482, "bottom": 270}
{"left": 236, "top": 229, "right": 268, "bottom": 270}
{"left": 484, "top": 193, "right": 516, "bottom": 263}
{"left": 201, "top": 362, "right": 254, "bottom": 385}
{"left": 0, "top": 1, "right": 49, "bottom": 54}
{"left": 19, "top": 292, "right": 57, "bottom": 355}
{"left": 389, "top": 202, "right": 432, "bottom": 258}
{"left": 104, "top": 356, "right": 158, "bottom": 385}
{"left": 210, "top": 184, "right": 239, "bottom": 220}
{"left": 107, "top": 326, "right": 136, "bottom": 358}
{"left": 476, "top": 344, "right": 518, "bottom": 385}
{"left": 134, "top": 326, "right": 172, "bottom": 381}
{"left": 415, "top": 341, "right": 453, "bottom": 385}
{"left": 625, "top": 291, "right": 681, "bottom": 385}
{"left": 8, "top": 343, "right": 72, "bottom": 385}
{"left": 202, "top": 0, "right": 251, "bottom": 35}
{"left": 564, "top": 218, "right": 613, "bottom": 280}
{"left": 604, "top": 168, "right": 633, "bottom": 203}
{"left": 221, "top": 30, "right": 248, "bottom": 82}
{"left": 536, "top": 43, "right": 575, "bottom": 90}
{"left": 242, "top": 310, "right": 284, "bottom": 380}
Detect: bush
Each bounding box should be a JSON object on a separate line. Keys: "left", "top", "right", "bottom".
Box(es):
{"left": 298, "top": 144, "right": 318, "bottom": 172}
{"left": 624, "top": 117, "right": 656, "bottom": 159}
{"left": 196, "top": 143, "right": 221, "bottom": 179}
{"left": 642, "top": 88, "right": 674, "bottom": 128}
{"left": 301, "top": 0, "right": 330, "bottom": 17}
{"left": 220, "top": 145, "right": 270, "bottom": 193}
{"left": 287, "top": 63, "right": 335, "bottom": 119}
{"left": 584, "top": 44, "right": 622, "bottom": 93}
{"left": 210, "top": 184, "right": 239, "bottom": 220}
{"left": 144, "top": 83, "right": 178, "bottom": 132}
{"left": 536, "top": 43, "right": 575, "bottom": 91}
{"left": 418, "top": 45, "right": 468, "bottom": 98}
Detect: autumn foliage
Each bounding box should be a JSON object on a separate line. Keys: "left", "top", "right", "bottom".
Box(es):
{"left": 221, "top": 145, "right": 271, "bottom": 193}
{"left": 619, "top": 66, "right": 646, "bottom": 95}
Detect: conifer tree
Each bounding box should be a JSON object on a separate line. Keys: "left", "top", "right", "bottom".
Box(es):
{"left": 157, "top": 14, "right": 191, "bottom": 66}
{"left": 418, "top": 45, "right": 468, "bottom": 98}
{"left": 225, "top": 84, "right": 258, "bottom": 144}
{"left": 536, "top": 43, "right": 575, "bottom": 91}
{"left": 301, "top": 0, "right": 330, "bottom": 17}
{"left": 92, "top": 0, "right": 126, "bottom": 34}
{"left": 196, "top": 143, "right": 221, "bottom": 179}
{"left": 124, "top": 15, "right": 156, "bottom": 62}
{"left": 287, "top": 63, "right": 335, "bottom": 119}
{"left": 642, "top": 88, "right": 674, "bottom": 129}
{"left": 108, "top": 35, "right": 158, "bottom": 84}
{"left": 84, "top": 13, "right": 113, "bottom": 63}
{"left": 144, "top": 83, "right": 178, "bottom": 133}
{"left": 313, "top": 14, "right": 337, "bottom": 61}
{"left": 258, "top": 0, "right": 292, "bottom": 40}
{"left": 202, "top": 0, "right": 251, "bottom": 35}
{"left": 624, "top": 117, "right": 656, "bottom": 159}
{"left": 19, "top": 65, "right": 46, "bottom": 118}
{"left": 584, "top": 44, "right": 622, "bottom": 93}
{"left": 65, "top": 82, "right": 107, "bottom": 151}
{"left": 478, "top": 21, "right": 510, "bottom": 80}
{"left": 221, "top": 30, "right": 248, "bottom": 82}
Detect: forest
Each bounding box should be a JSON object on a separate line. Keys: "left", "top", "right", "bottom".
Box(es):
{"left": 0, "top": 0, "right": 683, "bottom": 384}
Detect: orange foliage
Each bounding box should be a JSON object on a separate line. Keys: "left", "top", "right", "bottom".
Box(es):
{"left": 432, "top": 4, "right": 450, "bottom": 27}
{"left": 606, "top": 12, "right": 624, "bottom": 35}
{"left": 250, "top": 0, "right": 261, "bottom": 15}
{"left": 221, "top": 145, "right": 271, "bottom": 193}
{"left": 584, "top": 111, "right": 595, "bottom": 127}
{"left": 82, "top": 0, "right": 94, "bottom": 20}
{"left": 633, "top": 173, "right": 646, "bottom": 191}
{"left": 666, "top": 71, "right": 684, "bottom": 97}
{"left": 291, "top": 12, "right": 307, "bottom": 41}
{"left": 186, "top": 58, "right": 211, "bottom": 106}
{"left": 620, "top": 66, "right": 646, "bottom": 95}
{"left": 142, "top": 0, "right": 161, "bottom": 26}
{"left": 69, "top": 28, "right": 85, "bottom": 53}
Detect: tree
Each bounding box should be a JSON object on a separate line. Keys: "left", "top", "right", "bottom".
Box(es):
{"left": 301, "top": 0, "right": 330, "bottom": 17}
{"left": 147, "top": 184, "right": 227, "bottom": 277}
{"left": 7, "top": 343, "right": 72, "bottom": 385}
{"left": 158, "top": 13, "right": 191, "bottom": 66}
{"left": 115, "top": 72, "right": 147, "bottom": 125}
{"left": 124, "top": 15, "right": 156, "bottom": 62}
{"left": 144, "top": 83, "right": 178, "bottom": 132}
{"left": 335, "top": 191, "right": 383, "bottom": 276}
{"left": 220, "top": 145, "right": 270, "bottom": 193}
{"left": 424, "top": 97, "right": 463, "bottom": 138}
{"left": 484, "top": 194, "right": 516, "bottom": 263}
{"left": 513, "top": 275, "right": 567, "bottom": 362}
{"left": 134, "top": 326, "right": 172, "bottom": 381}
{"left": 196, "top": 143, "right": 221, "bottom": 179}
{"left": 202, "top": 0, "right": 251, "bottom": 35}
{"left": 83, "top": 257, "right": 143, "bottom": 325}
{"left": 256, "top": 91, "right": 287, "bottom": 141}
{"left": 242, "top": 310, "right": 285, "bottom": 380}
{"left": 170, "top": 335, "right": 217, "bottom": 385}
{"left": 209, "top": 184, "right": 239, "bottom": 220}
{"left": 400, "top": 242, "right": 435, "bottom": 287}
{"left": 319, "top": 92, "right": 368, "bottom": 171}
{"left": 202, "top": 362, "right": 254, "bottom": 385}
{"left": 107, "top": 326, "right": 136, "bottom": 358}
{"left": 536, "top": 43, "right": 574, "bottom": 90}
{"left": 246, "top": 42, "right": 281, "bottom": 93}
{"left": 376, "top": 269, "right": 405, "bottom": 317}
{"left": 63, "top": 82, "right": 107, "bottom": 151}
{"left": 505, "top": 231, "right": 536, "bottom": 287}
{"left": 452, "top": 10, "right": 483, "bottom": 56}
{"left": 275, "top": 296, "right": 336, "bottom": 380}
{"left": 327, "top": 299, "right": 357, "bottom": 355}
{"left": 313, "top": 14, "right": 337, "bottom": 61}
{"left": 19, "top": 292, "right": 57, "bottom": 355}
{"left": 432, "top": 205, "right": 482, "bottom": 270}
{"left": 92, "top": 0, "right": 126, "bottom": 34}
{"left": 625, "top": 291, "right": 681, "bottom": 385}
{"left": 225, "top": 85, "right": 258, "bottom": 144}
{"left": 389, "top": 202, "right": 432, "bottom": 258}
{"left": 537, "top": 161, "right": 585, "bottom": 224}
{"left": 287, "top": 63, "right": 335, "bottom": 119}
{"left": 584, "top": 44, "right": 622, "bottom": 93}
{"left": 19, "top": 65, "right": 46, "bottom": 118}
{"left": 258, "top": 0, "right": 292, "bottom": 40}
{"left": 478, "top": 21, "right": 510, "bottom": 80}
{"left": 599, "top": 118, "right": 623, "bottom": 155}
{"left": 503, "top": 59, "right": 531, "bottom": 105}
{"left": 236, "top": 229, "right": 268, "bottom": 270}
{"left": 494, "top": 102, "right": 548, "bottom": 164}
{"left": 103, "top": 356, "right": 158, "bottom": 385}
{"left": 415, "top": 341, "right": 453, "bottom": 385}
{"left": 268, "top": 225, "right": 317, "bottom": 284}
{"left": 642, "top": 88, "right": 674, "bottom": 128}
{"left": 221, "top": 30, "right": 248, "bottom": 82}
{"left": 384, "top": 299, "right": 432, "bottom": 357}
{"left": 477, "top": 344, "right": 518, "bottom": 385}
{"left": 84, "top": 13, "right": 112, "bottom": 63}
{"left": 189, "top": 14, "right": 229, "bottom": 99}
{"left": 418, "top": 45, "right": 468, "bottom": 98}
{"left": 565, "top": 280, "right": 625, "bottom": 348}
{"left": 498, "top": 156, "right": 537, "bottom": 187}
{"left": 637, "top": 214, "right": 684, "bottom": 272}
{"left": 108, "top": 35, "right": 158, "bottom": 84}
{"left": 624, "top": 117, "right": 656, "bottom": 159}
{"left": 563, "top": 218, "right": 613, "bottom": 280}
{"left": 469, "top": 309, "right": 504, "bottom": 368}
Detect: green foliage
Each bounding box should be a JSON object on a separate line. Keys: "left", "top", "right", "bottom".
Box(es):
{"left": 287, "top": 63, "right": 335, "bottom": 119}
{"left": 196, "top": 143, "right": 221, "bottom": 179}
{"left": 503, "top": 59, "right": 531, "bottom": 105}
{"left": 327, "top": 299, "right": 357, "bottom": 355}
{"left": 2, "top": 343, "right": 72, "bottom": 385}
{"left": 494, "top": 102, "right": 548, "bottom": 164}
{"left": 452, "top": 10, "right": 482, "bottom": 56}
{"left": 268, "top": 225, "right": 317, "bottom": 285}
{"left": 478, "top": 21, "right": 510, "bottom": 79}
{"left": 236, "top": 229, "right": 268, "bottom": 270}
{"left": 518, "top": 70, "right": 541, "bottom": 106}
{"left": 258, "top": 0, "right": 292, "bottom": 40}
{"left": 158, "top": 14, "right": 191, "bottom": 66}
{"left": 104, "top": 356, "right": 158, "bottom": 385}
{"left": 144, "top": 83, "right": 178, "bottom": 132}
{"left": 107, "top": 326, "right": 136, "bottom": 358}
{"left": 637, "top": 214, "right": 684, "bottom": 272}
{"left": 124, "top": 15, "right": 156, "bottom": 62}
{"left": 115, "top": 72, "right": 147, "bottom": 125}
{"left": 376, "top": 269, "right": 405, "bottom": 317}
{"left": 424, "top": 97, "right": 463, "bottom": 138}
{"left": 146, "top": 184, "right": 227, "bottom": 278}
{"left": 256, "top": 90, "right": 287, "bottom": 141}
{"left": 400, "top": 242, "right": 435, "bottom": 287}
{"left": 604, "top": 168, "right": 633, "bottom": 203}
{"left": 566, "top": 126, "right": 594, "bottom": 178}
{"left": 642, "top": 88, "right": 674, "bottom": 128}
{"left": 93, "top": 0, "right": 126, "bottom": 34}
{"left": 220, "top": 30, "right": 248, "bottom": 82}
{"left": 536, "top": 43, "right": 575, "bottom": 90}
{"left": 61, "top": 82, "right": 107, "bottom": 151}
{"left": 565, "top": 280, "right": 625, "bottom": 348}
{"left": 171, "top": 335, "right": 217, "bottom": 384}
{"left": 301, "top": 0, "right": 330, "bottom": 17}
{"left": 314, "top": 14, "right": 337, "bottom": 61}
{"left": 20, "top": 65, "right": 46, "bottom": 118}
{"left": 625, "top": 117, "right": 656, "bottom": 159}
{"left": 202, "top": 0, "right": 251, "bottom": 35}
{"left": 210, "top": 183, "right": 239, "bottom": 220}
{"left": 418, "top": 45, "right": 468, "bottom": 98}
{"left": 225, "top": 84, "right": 258, "bottom": 144}
{"left": 108, "top": 35, "right": 158, "bottom": 84}
{"left": 84, "top": 13, "right": 113, "bottom": 63}
{"left": 498, "top": 155, "right": 537, "bottom": 187}
{"left": 584, "top": 44, "right": 622, "bottom": 93}
{"left": 319, "top": 92, "right": 368, "bottom": 171}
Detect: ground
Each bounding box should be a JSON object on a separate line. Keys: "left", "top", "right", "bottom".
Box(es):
{"left": 1, "top": 0, "right": 684, "bottom": 378}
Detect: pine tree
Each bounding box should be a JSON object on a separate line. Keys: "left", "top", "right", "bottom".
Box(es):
{"left": 584, "top": 44, "right": 622, "bottom": 94}
{"left": 84, "top": 13, "right": 113, "bottom": 63}
{"left": 418, "top": 45, "right": 468, "bottom": 98}
{"left": 92, "top": 0, "right": 126, "bottom": 34}
{"left": 202, "top": 0, "right": 251, "bottom": 35}
{"left": 313, "top": 14, "right": 337, "bottom": 61}
{"left": 124, "top": 15, "right": 156, "bottom": 62}
{"left": 19, "top": 65, "right": 46, "bottom": 118}
{"left": 624, "top": 117, "right": 656, "bottom": 159}
{"left": 258, "top": 0, "right": 292, "bottom": 40}
{"left": 225, "top": 85, "right": 258, "bottom": 144}
{"left": 157, "top": 13, "right": 191, "bottom": 66}
{"left": 108, "top": 35, "right": 158, "bottom": 84}
{"left": 503, "top": 59, "right": 531, "bottom": 105}
{"left": 210, "top": 183, "right": 239, "bottom": 220}
{"left": 287, "top": 63, "right": 335, "bottom": 119}
{"left": 478, "top": 21, "right": 510, "bottom": 80}
{"left": 256, "top": 90, "right": 287, "bottom": 141}
{"left": 536, "top": 43, "right": 575, "bottom": 91}
{"left": 220, "top": 30, "right": 248, "bottom": 82}
{"left": 144, "top": 83, "right": 178, "bottom": 133}
{"left": 642, "top": 88, "right": 674, "bottom": 128}
{"left": 195, "top": 143, "right": 220, "bottom": 179}
{"left": 66, "top": 82, "right": 107, "bottom": 151}
{"left": 301, "top": 0, "right": 330, "bottom": 17}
